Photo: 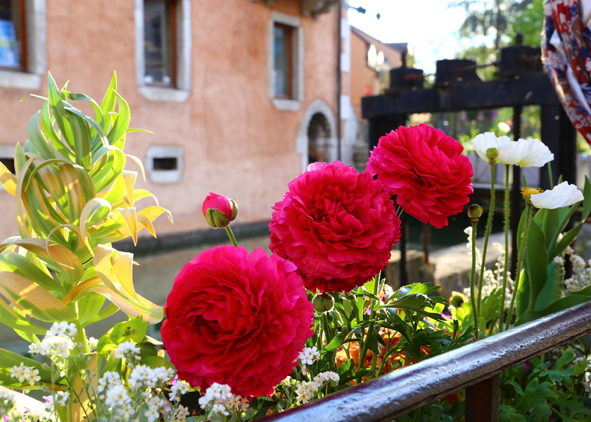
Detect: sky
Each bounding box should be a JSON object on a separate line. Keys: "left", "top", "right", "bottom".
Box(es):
{"left": 347, "top": 0, "right": 468, "bottom": 74}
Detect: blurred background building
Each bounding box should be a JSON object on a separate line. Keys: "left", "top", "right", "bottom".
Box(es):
{"left": 0, "top": 0, "right": 399, "bottom": 246}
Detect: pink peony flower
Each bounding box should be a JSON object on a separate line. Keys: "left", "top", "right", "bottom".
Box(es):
{"left": 367, "top": 124, "right": 473, "bottom": 229}
{"left": 269, "top": 161, "right": 400, "bottom": 293}
{"left": 202, "top": 192, "right": 238, "bottom": 228}
{"left": 161, "top": 246, "right": 314, "bottom": 397}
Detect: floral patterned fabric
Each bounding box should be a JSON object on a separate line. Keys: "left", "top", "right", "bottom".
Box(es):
{"left": 543, "top": 0, "right": 591, "bottom": 143}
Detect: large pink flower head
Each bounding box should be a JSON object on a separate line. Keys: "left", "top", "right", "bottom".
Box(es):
{"left": 161, "top": 246, "right": 314, "bottom": 397}
{"left": 367, "top": 124, "right": 474, "bottom": 229}
{"left": 269, "top": 161, "right": 400, "bottom": 293}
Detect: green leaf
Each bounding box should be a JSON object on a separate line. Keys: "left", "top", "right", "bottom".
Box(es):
{"left": 107, "top": 91, "right": 131, "bottom": 149}
{"left": 323, "top": 332, "right": 347, "bottom": 352}
{"left": 0, "top": 347, "right": 64, "bottom": 389}
{"left": 110, "top": 317, "right": 149, "bottom": 344}
{"left": 516, "top": 295, "right": 591, "bottom": 325}
{"left": 523, "top": 217, "right": 548, "bottom": 311}
{"left": 82, "top": 303, "right": 119, "bottom": 327}
{"left": 0, "top": 299, "right": 47, "bottom": 335}
{"left": 549, "top": 223, "right": 584, "bottom": 261}
{"left": 534, "top": 263, "right": 558, "bottom": 311}
{"left": 582, "top": 176, "right": 591, "bottom": 222}
{"left": 554, "top": 348, "right": 575, "bottom": 370}
{"left": 142, "top": 356, "right": 174, "bottom": 370}
{"left": 27, "top": 111, "right": 55, "bottom": 159}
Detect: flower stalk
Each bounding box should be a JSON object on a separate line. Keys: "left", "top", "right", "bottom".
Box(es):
{"left": 225, "top": 226, "right": 239, "bottom": 247}
{"left": 477, "top": 150, "right": 497, "bottom": 330}
{"left": 505, "top": 202, "right": 533, "bottom": 331}
{"left": 498, "top": 164, "right": 511, "bottom": 332}
{"left": 469, "top": 217, "right": 479, "bottom": 337}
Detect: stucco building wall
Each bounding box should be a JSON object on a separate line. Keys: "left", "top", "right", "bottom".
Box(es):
{"left": 0, "top": 0, "right": 339, "bottom": 242}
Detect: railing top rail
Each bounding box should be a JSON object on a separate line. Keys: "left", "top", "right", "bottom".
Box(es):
{"left": 263, "top": 301, "right": 591, "bottom": 422}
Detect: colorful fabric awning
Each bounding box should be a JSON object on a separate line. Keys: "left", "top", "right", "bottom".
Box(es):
{"left": 543, "top": 0, "right": 591, "bottom": 143}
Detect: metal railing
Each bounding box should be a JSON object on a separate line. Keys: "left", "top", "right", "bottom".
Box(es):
{"left": 262, "top": 301, "right": 591, "bottom": 422}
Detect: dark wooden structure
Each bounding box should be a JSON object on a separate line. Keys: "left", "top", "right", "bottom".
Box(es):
{"left": 262, "top": 301, "right": 591, "bottom": 422}
{"left": 362, "top": 43, "right": 577, "bottom": 284}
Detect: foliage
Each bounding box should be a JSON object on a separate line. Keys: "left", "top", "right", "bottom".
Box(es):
{"left": 514, "top": 177, "right": 591, "bottom": 325}
{"left": 0, "top": 73, "right": 172, "bottom": 350}
{"left": 500, "top": 347, "right": 591, "bottom": 421}
{"left": 234, "top": 278, "right": 475, "bottom": 418}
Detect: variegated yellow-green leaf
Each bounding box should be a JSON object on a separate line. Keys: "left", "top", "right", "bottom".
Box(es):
{"left": 0, "top": 271, "right": 76, "bottom": 322}
{"left": 0, "top": 160, "right": 16, "bottom": 195}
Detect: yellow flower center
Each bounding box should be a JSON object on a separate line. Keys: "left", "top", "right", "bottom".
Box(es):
{"left": 521, "top": 187, "right": 543, "bottom": 205}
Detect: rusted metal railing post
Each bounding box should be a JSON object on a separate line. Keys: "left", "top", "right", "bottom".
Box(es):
{"left": 465, "top": 375, "right": 499, "bottom": 422}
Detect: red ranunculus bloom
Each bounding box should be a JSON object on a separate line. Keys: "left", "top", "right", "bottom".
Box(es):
{"left": 367, "top": 124, "right": 473, "bottom": 229}
{"left": 269, "top": 161, "right": 400, "bottom": 293}
{"left": 161, "top": 246, "right": 314, "bottom": 397}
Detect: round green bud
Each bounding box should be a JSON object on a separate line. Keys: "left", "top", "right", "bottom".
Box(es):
{"left": 467, "top": 204, "right": 483, "bottom": 221}
{"left": 313, "top": 293, "right": 334, "bottom": 314}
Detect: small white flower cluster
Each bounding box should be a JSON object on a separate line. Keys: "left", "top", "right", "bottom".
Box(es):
{"left": 43, "top": 392, "right": 69, "bottom": 411}
{"left": 198, "top": 383, "right": 248, "bottom": 420}
{"left": 462, "top": 236, "right": 514, "bottom": 307}
{"left": 294, "top": 371, "right": 340, "bottom": 404}
{"left": 298, "top": 346, "right": 320, "bottom": 366}
{"left": 10, "top": 363, "right": 41, "bottom": 386}
{"left": 28, "top": 322, "right": 77, "bottom": 359}
{"left": 128, "top": 365, "right": 176, "bottom": 390}
{"left": 114, "top": 341, "right": 141, "bottom": 360}
{"left": 97, "top": 363, "right": 186, "bottom": 422}
{"left": 564, "top": 253, "right": 591, "bottom": 291}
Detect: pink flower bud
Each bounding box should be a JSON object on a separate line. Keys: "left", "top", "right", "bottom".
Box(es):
{"left": 202, "top": 193, "right": 238, "bottom": 229}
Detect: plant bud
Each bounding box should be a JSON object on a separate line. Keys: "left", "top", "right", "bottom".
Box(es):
{"left": 467, "top": 204, "right": 483, "bottom": 222}
{"left": 202, "top": 192, "right": 238, "bottom": 229}
{"left": 312, "top": 293, "right": 334, "bottom": 314}
{"left": 449, "top": 291, "right": 468, "bottom": 308}
{"left": 486, "top": 147, "right": 499, "bottom": 163}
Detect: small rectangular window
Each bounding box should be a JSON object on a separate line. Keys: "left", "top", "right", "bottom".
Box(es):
{"left": 0, "top": 0, "right": 26, "bottom": 71}
{"left": 143, "top": 0, "right": 176, "bottom": 86}
{"left": 152, "top": 157, "right": 178, "bottom": 171}
{"left": 273, "top": 23, "right": 293, "bottom": 99}
{"left": 0, "top": 157, "right": 15, "bottom": 174}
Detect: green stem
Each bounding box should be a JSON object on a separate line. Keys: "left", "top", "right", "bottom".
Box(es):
{"left": 477, "top": 162, "right": 495, "bottom": 333}
{"left": 470, "top": 219, "right": 479, "bottom": 338}
{"left": 498, "top": 164, "right": 511, "bottom": 333}
{"left": 225, "top": 225, "right": 238, "bottom": 247}
{"left": 505, "top": 203, "right": 532, "bottom": 331}
{"left": 357, "top": 275, "right": 379, "bottom": 382}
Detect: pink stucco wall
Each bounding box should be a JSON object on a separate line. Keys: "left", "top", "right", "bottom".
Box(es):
{"left": 0, "top": 0, "right": 338, "bottom": 241}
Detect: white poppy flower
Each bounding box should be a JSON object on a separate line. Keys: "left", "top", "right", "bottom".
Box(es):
{"left": 530, "top": 182, "right": 584, "bottom": 209}
{"left": 471, "top": 133, "right": 554, "bottom": 167}
{"left": 497, "top": 137, "right": 554, "bottom": 167}
{"left": 471, "top": 132, "right": 511, "bottom": 163}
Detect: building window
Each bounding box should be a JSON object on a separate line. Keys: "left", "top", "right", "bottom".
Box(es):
{"left": 147, "top": 146, "right": 183, "bottom": 183}
{"left": 269, "top": 12, "right": 303, "bottom": 111}
{"left": 143, "top": 0, "right": 175, "bottom": 86}
{"left": 0, "top": 0, "right": 46, "bottom": 90}
{"left": 273, "top": 23, "right": 292, "bottom": 99}
{"left": 135, "top": 0, "right": 191, "bottom": 101}
{"left": 0, "top": 0, "right": 25, "bottom": 71}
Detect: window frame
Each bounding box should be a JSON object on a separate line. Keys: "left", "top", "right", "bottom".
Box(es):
{"left": 142, "top": 0, "right": 176, "bottom": 88}
{"left": 273, "top": 22, "right": 293, "bottom": 100}
{"left": 135, "top": 0, "right": 191, "bottom": 102}
{"left": 0, "top": 0, "right": 46, "bottom": 90}
{"left": 268, "top": 11, "right": 304, "bottom": 111}
{"left": 147, "top": 146, "right": 184, "bottom": 184}
{"left": 0, "top": 0, "right": 27, "bottom": 72}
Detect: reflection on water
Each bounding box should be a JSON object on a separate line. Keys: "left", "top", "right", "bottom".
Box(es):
{"left": 133, "top": 236, "right": 272, "bottom": 307}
